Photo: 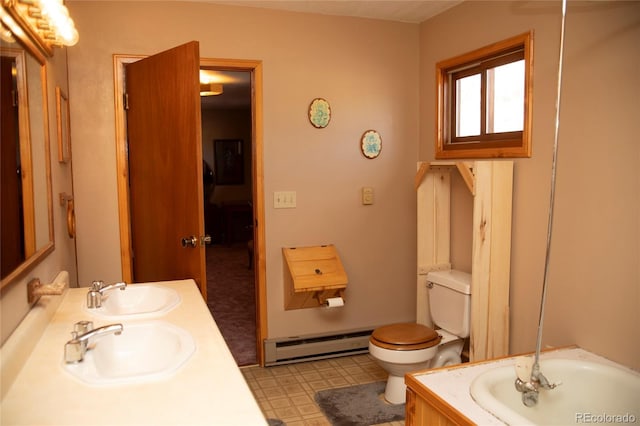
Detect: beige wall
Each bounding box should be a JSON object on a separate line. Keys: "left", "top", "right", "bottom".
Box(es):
{"left": 420, "top": 1, "right": 640, "bottom": 369}
{"left": 64, "top": 1, "right": 420, "bottom": 338}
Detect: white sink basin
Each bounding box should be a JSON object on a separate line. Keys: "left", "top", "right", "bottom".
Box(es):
{"left": 86, "top": 284, "right": 181, "bottom": 319}
{"left": 63, "top": 321, "right": 196, "bottom": 385}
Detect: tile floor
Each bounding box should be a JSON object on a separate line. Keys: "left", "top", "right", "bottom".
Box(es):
{"left": 241, "top": 354, "right": 405, "bottom": 426}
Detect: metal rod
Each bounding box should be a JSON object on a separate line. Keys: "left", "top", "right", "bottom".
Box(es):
{"left": 533, "top": 0, "right": 568, "bottom": 371}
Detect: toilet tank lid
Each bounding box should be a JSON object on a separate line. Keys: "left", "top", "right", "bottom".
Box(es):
{"left": 426, "top": 269, "right": 471, "bottom": 294}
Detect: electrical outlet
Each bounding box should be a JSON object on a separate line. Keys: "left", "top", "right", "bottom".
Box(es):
{"left": 274, "top": 191, "right": 296, "bottom": 208}
{"left": 362, "top": 187, "right": 374, "bottom": 205}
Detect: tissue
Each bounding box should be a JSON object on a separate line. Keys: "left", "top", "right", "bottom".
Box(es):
{"left": 325, "top": 297, "right": 344, "bottom": 308}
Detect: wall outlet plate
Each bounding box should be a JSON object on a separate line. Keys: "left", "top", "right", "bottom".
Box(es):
{"left": 362, "top": 187, "right": 374, "bottom": 205}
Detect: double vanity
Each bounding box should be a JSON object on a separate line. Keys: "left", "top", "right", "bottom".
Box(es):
{"left": 1, "top": 279, "right": 266, "bottom": 425}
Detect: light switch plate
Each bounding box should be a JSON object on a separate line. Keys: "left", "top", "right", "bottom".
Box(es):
{"left": 274, "top": 191, "right": 296, "bottom": 208}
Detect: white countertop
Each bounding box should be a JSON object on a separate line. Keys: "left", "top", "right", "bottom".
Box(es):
{"left": 410, "top": 347, "right": 630, "bottom": 425}
{"left": 1, "top": 280, "right": 267, "bottom": 426}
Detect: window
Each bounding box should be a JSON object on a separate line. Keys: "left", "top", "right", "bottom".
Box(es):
{"left": 436, "top": 32, "right": 533, "bottom": 159}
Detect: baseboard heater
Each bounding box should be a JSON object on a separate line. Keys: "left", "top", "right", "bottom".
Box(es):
{"left": 264, "top": 327, "right": 374, "bottom": 366}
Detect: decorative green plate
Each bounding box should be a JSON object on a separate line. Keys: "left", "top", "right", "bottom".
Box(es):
{"left": 309, "top": 98, "right": 331, "bottom": 128}
{"left": 361, "top": 130, "right": 382, "bottom": 159}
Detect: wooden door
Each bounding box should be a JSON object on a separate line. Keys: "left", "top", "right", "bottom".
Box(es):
{"left": 125, "top": 41, "right": 206, "bottom": 296}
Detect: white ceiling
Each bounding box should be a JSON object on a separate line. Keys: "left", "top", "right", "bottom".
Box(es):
{"left": 201, "top": 0, "right": 463, "bottom": 24}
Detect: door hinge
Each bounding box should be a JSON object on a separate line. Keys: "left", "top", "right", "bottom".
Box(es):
{"left": 12, "top": 90, "right": 18, "bottom": 107}
{"left": 123, "top": 93, "right": 129, "bottom": 110}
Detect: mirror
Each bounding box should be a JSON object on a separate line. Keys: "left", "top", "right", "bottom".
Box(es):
{"left": 0, "top": 30, "right": 54, "bottom": 287}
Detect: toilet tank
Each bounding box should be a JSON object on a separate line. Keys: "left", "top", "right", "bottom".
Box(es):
{"left": 426, "top": 269, "right": 471, "bottom": 338}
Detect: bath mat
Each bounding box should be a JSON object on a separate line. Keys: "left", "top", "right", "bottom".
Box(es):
{"left": 314, "top": 381, "right": 405, "bottom": 426}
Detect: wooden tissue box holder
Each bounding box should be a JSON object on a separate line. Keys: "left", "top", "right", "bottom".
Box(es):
{"left": 283, "top": 244, "right": 347, "bottom": 310}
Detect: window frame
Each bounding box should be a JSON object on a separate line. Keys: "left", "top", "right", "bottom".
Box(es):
{"left": 436, "top": 31, "right": 534, "bottom": 159}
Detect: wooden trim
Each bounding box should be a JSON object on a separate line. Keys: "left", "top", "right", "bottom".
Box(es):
{"left": 113, "top": 54, "right": 267, "bottom": 366}
{"left": 200, "top": 57, "right": 266, "bottom": 366}
{"left": 470, "top": 161, "right": 513, "bottom": 360}
{"left": 455, "top": 162, "right": 474, "bottom": 195}
{"left": 250, "top": 61, "right": 267, "bottom": 366}
{"left": 416, "top": 160, "right": 513, "bottom": 362}
{"left": 16, "top": 49, "right": 36, "bottom": 257}
{"left": 113, "top": 54, "right": 141, "bottom": 283}
{"left": 0, "top": 47, "right": 54, "bottom": 290}
{"left": 42, "top": 51, "right": 54, "bottom": 257}
{"left": 436, "top": 31, "right": 533, "bottom": 159}
{"left": 405, "top": 375, "right": 475, "bottom": 426}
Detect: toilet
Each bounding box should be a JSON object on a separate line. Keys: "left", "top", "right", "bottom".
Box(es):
{"left": 368, "top": 269, "right": 471, "bottom": 404}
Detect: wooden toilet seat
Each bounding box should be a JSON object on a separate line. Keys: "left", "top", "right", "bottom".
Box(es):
{"left": 370, "top": 323, "right": 442, "bottom": 351}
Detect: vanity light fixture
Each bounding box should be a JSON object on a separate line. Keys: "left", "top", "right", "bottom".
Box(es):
{"left": 0, "top": 21, "right": 15, "bottom": 42}
{"left": 1, "top": 0, "right": 79, "bottom": 57}
{"left": 200, "top": 82, "right": 223, "bottom": 96}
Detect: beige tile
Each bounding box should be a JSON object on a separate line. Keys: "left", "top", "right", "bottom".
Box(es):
{"left": 264, "top": 387, "right": 288, "bottom": 399}
{"left": 274, "top": 405, "right": 301, "bottom": 419}
{"left": 297, "top": 403, "right": 321, "bottom": 416}
{"left": 257, "top": 377, "right": 278, "bottom": 388}
{"left": 304, "top": 417, "right": 333, "bottom": 426}
{"left": 314, "top": 368, "right": 343, "bottom": 379}
{"left": 327, "top": 376, "right": 349, "bottom": 387}
{"left": 300, "top": 371, "right": 323, "bottom": 381}
{"left": 276, "top": 375, "right": 299, "bottom": 386}
{"left": 251, "top": 368, "right": 275, "bottom": 379}
{"left": 307, "top": 379, "right": 332, "bottom": 391}
{"left": 290, "top": 395, "right": 313, "bottom": 405}
{"left": 269, "top": 397, "right": 293, "bottom": 409}
{"left": 282, "top": 383, "right": 306, "bottom": 394}
{"left": 243, "top": 355, "right": 403, "bottom": 425}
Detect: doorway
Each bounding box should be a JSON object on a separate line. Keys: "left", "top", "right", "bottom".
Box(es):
{"left": 200, "top": 68, "right": 257, "bottom": 365}
{"left": 113, "top": 52, "right": 267, "bottom": 366}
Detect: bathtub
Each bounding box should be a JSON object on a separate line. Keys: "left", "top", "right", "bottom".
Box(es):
{"left": 470, "top": 356, "right": 640, "bottom": 425}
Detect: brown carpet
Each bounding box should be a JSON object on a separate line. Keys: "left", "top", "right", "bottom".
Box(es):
{"left": 206, "top": 244, "right": 257, "bottom": 366}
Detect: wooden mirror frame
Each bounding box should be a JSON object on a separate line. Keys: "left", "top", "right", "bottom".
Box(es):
{"left": 0, "top": 6, "right": 55, "bottom": 289}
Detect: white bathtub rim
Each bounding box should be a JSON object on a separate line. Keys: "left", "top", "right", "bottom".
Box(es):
{"left": 469, "top": 356, "right": 640, "bottom": 426}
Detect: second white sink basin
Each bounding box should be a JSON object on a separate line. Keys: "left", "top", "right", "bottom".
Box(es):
{"left": 86, "top": 284, "right": 181, "bottom": 319}
{"left": 63, "top": 321, "right": 196, "bottom": 385}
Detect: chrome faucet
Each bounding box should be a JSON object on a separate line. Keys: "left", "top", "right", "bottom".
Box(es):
{"left": 514, "top": 357, "right": 560, "bottom": 406}
{"left": 64, "top": 322, "right": 123, "bottom": 363}
{"left": 86, "top": 280, "right": 127, "bottom": 308}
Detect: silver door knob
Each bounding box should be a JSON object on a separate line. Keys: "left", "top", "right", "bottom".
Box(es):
{"left": 181, "top": 236, "right": 197, "bottom": 248}
{"left": 200, "top": 235, "right": 212, "bottom": 246}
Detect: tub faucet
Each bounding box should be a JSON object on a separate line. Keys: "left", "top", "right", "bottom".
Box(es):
{"left": 64, "top": 323, "right": 123, "bottom": 363}
{"left": 514, "top": 357, "right": 560, "bottom": 407}
{"left": 86, "top": 280, "right": 127, "bottom": 308}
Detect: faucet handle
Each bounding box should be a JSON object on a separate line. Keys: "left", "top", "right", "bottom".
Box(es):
{"left": 65, "top": 339, "right": 83, "bottom": 363}
{"left": 74, "top": 320, "right": 93, "bottom": 334}
{"left": 87, "top": 290, "right": 102, "bottom": 308}
{"left": 91, "top": 280, "right": 104, "bottom": 291}
{"left": 65, "top": 330, "right": 86, "bottom": 363}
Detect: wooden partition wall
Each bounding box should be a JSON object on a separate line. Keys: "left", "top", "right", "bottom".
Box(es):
{"left": 416, "top": 160, "right": 514, "bottom": 361}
